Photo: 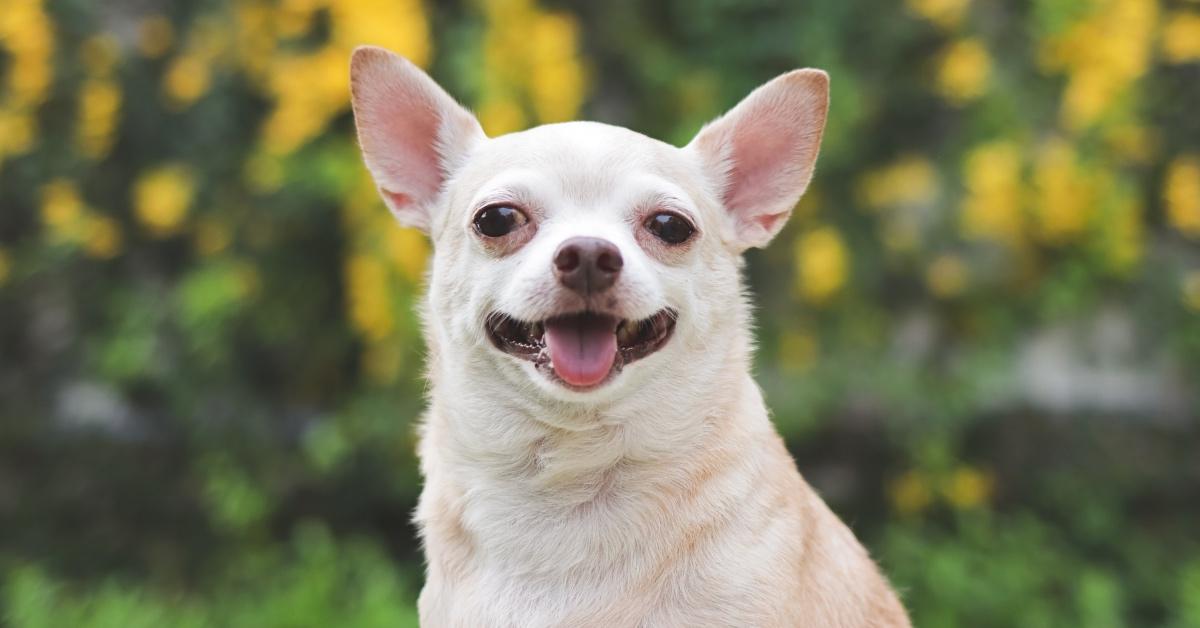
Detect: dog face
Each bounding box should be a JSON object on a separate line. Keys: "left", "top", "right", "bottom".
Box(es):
{"left": 350, "top": 47, "right": 827, "bottom": 407}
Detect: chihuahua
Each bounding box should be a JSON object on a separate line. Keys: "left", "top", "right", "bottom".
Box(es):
{"left": 350, "top": 45, "right": 910, "bottom": 627}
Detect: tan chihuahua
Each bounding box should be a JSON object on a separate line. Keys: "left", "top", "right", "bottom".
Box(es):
{"left": 350, "top": 45, "right": 910, "bottom": 627}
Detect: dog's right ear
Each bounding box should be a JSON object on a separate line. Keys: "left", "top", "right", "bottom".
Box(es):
{"left": 686, "top": 69, "right": 829, "bottom": 251}
{"left": 350, "top": 46, "right": 486, "bottom": 233}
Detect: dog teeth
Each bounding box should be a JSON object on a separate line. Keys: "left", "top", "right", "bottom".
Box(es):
{"left": 531, "top": 322, "right": 544, "bottom": 340}
{"left": 617, "top": 319, "right": 640, "bottom": 346}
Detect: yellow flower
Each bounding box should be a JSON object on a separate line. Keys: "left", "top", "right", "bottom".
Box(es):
{"left": 858, "top": 155, "right": 939, "bottom": 210}
{"left": 890, "top": 471, "right": 933, "bottom": 516}
{"left": 39, "top": 180, "right": 121, "bottom": 257}
{"left": 1183, "top": 271, "right": 1200, "bottom": 311}
{"left": 476, "top": 0, "right": 586, "bottom": 131}
{"left": 0, "top": 0, "right": 55, "bottom": 108}
{"left": 7, "top": 53, "right": 54, "bottom": 108}
{"left": 480, "top": 0, "right": 537, "bottom": 88}
{"left": 1163, "top": 12, "right": 1200, "bottom": 63}
{"left": 943, "top": 466, "right": 993, "bottom": 510}
{"left": 527, "top": 13, "right": 586, "bottom": 123}
{"left": 328, "top": 0, "right": 431, "bottom": 69}
{"left": 478, "top": 98, "right": 527, "bottom": 137}
{"left": 926, "top": 254, "right": 968, "bottom": 298}
{"left": 960, "top": 140, "right": 1024, "bottom": 246}
{"left": 386, "top": 226, "right": 429, "bottom": 282}
{"left": 794, "top": 226, "right": 849, "bottom": 304}
{"left": 163, "top": 54, "right": 212, "bottom": 108}
{"left": 76, "top": 79, "right": 122, "bottom": 159}
{"left": 1165, "top": 155, "right": 1200, "bottom": 238}
{"left": 1040, "top": 0, "right": 1157, "bottom": 130}
{"left": 40, "top": 179, "right": 85, "bottom": 237}
{"left": 935, "top": 38, "right": 991, "bottom": 104}
{"left": 137, "top": 15, "right": 175, "bottom": 58}
{"left": 256, "top": 0, "right": 431, "bottom": 155}
{"left": 0, "top": 110, "right": 37, "bottom": 157}
{"left": 134, "top": 165, "right": 195, "bottom": 237}
{"left": 277, "top": 0, "right": 321, "bottom": 38}
{"left": 83, "top": 215, "right": 122, "bottom": 259}
{"left": 231, "top": 5, "right": 276, "bottom": 80}
{"left": 0, "top": 0, "right": 52, "bottom": 159}
{"left": 259, "top": 48, "right": 345, "bottom": 154}
{"left": 345, "top": 255, "right": 394, "bottom": 342}
{"left": 1031, "top": 139, "right": 1091, "bottom": 243}
{"left": 906, "top": 0, "right": 969, "bottom": 30}
{"left": 1061, "top": 68, "right": 1118, "bottom": 131}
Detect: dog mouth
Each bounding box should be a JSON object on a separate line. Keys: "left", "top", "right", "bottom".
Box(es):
{"left": 485, "top": 309, "right": 677, "bottom": 390}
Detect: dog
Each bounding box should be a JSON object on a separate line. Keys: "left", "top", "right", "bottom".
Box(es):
{"left": 349, "top": 45, "right": 911, "bottom": 627}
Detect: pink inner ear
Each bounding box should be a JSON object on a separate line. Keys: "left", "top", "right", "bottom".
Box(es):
{"left": 383, "top": 189, "right": 414, "bottom": 209}
{"left": 752, "top": 210, "right": 790, "bottom": 234}
{"left": 724, "top": 119, "right": 804, "bottom": 217}
{"left": 690, "top": 69, "right": 828, "bottom": 249}
{"left": 358, "top": 91, "right": 444, "bottom": 209}
{"left": 351, "top": 49, "right": 468, "bottom": 219}
{"left": 351, "top": 47, "right": 486, "bottom": 233}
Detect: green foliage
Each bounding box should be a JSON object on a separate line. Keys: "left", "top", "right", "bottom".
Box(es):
{"left": 3, "top": 524, "right": 419, "bottom": 628}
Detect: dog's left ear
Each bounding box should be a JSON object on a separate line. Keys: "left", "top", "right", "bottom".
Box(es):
{"left": 350, "top": 46, "right": 486, "bottom": 233}
{"left": 687, "top": 70, "right": 829, "bottom": 251}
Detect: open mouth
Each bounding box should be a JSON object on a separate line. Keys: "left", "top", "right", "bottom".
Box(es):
{"left": 485, "top": 309, "right": 677, "bottom": 390}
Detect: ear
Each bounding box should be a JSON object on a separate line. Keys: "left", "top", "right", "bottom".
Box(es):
{"left": 349, "top": 46, "right": 486, "bottom": 233}
{"left": 687, "top": 69, "right": 829, "bottom": 250}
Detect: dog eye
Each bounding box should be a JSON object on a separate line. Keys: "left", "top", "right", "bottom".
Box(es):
{"left": 644, "top": 212, "right": 695, "bottom": 245}
{"left": 473, "top": 205, "right": 529, "bottom": 238}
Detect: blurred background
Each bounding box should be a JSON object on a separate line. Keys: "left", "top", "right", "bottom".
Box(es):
{"left": 1, "top": 0, "right": 1199, "bottom": 625}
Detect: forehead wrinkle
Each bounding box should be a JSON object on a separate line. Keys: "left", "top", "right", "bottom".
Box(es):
{"left": 466, "top": 121, "right": 694, "bottom": 217}
{"left": 467, "top": 169, "right": 559, "bottom": 222}
{"left": 528, "top": 136, "right": 641, "bottom": 210}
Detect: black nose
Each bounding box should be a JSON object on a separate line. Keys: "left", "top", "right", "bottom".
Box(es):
{"left": 553, "top": 236, "right": 623, "bottom": 295}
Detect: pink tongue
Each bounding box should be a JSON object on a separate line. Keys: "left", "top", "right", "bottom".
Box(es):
{"left": 544, "top": 315, "right": 618, "bottom": 387}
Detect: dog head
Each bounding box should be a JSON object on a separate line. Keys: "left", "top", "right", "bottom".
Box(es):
{"left": 350, "top": 46, "right": 827, "bottom": 409}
